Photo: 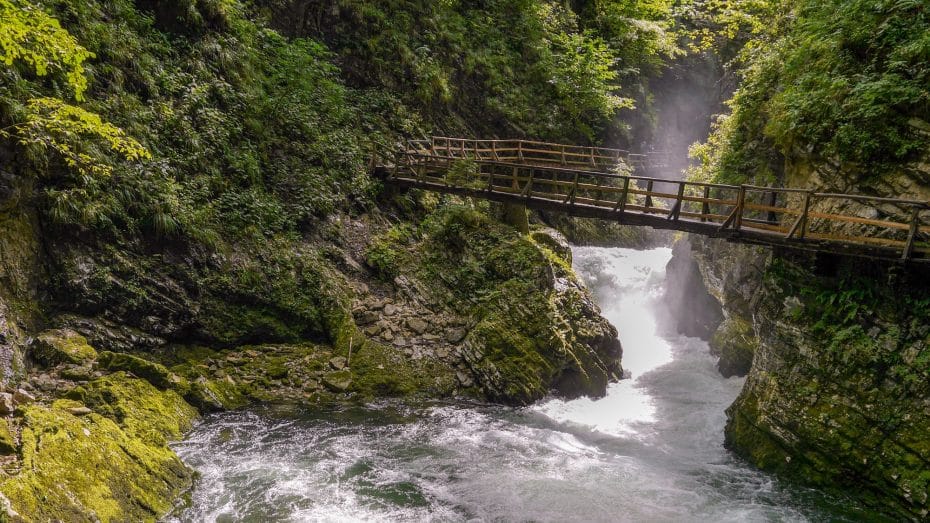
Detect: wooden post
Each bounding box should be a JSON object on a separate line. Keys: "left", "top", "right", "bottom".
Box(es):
{"left": 564, "top": 171, "right": 580, "bottom": 204}
{"left": 518, "top": 141, "right": 524, "bottom": 162}
{"left": 613, "top": 177, "right": 630, "bottom": 213}
{"left": 701, "top": 186, "right": 710, "bottom": 222}
{"left": 734, "top": 185, "right": 746, "bottom": 231}
{"left": 522, "top": 168, "right": 535, "bottom": 198}
{"left": 561, "top": 145, "right": 567, "bottom": 166}
{"left": 786, "top": 191, "right": 813, "bottom": 239}
{"left": 645, "top": 180, "right": 654, "bottom": 210}
{"left": 798, "top": 191, "right": 812, "bottom": 239}
{"left": 590, "top": 147, "right": 596, "bottom": 167}
{"left": 902, "top": 206, "right": 921, "bottom": 261}
{"left": 767, "top": 191, "right": 779, "bottom": 223}
{"left": 492, "top": 141, "right": 499, "bottom": 161}
{"left": 503, "top": 164, "right": 529, "bottom": 233}
{"left": 667, "top": 182, "right": 685, "bottom": 221}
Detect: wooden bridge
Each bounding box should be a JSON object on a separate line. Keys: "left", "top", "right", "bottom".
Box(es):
{"left": 374, "top": 137, "right": 930, "bottom": 263}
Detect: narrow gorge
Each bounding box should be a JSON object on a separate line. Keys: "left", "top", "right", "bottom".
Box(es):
{"left": 0, "top": 0, "right": 927, "bottom": 521}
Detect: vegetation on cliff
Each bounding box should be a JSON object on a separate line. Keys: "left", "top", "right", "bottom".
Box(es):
{"left": 689, "top": 0, "right": 930, "bottom": 185}
{"left": 677, "top": 0, "right": 930, "bottom": 518}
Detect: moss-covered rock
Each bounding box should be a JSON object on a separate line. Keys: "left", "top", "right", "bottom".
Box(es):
{"left": 709, "top": 316, "right": 757, "bottom": 378}
{"left": 97, "top": 351, "right": 189, "bottom": 394}
{"left": 0, "top": 420, "right": 15, "bottom": 455}
{"left": 1, "top": 373, "right": 197, "bottom": 522}
{"left": 723, "top": 256, "right": 930, "bottom": 520}
{"left": 30, "top": 329, "right": 98, "bottom": 367}
{"left": 408, "top": 206, "right": 622, "bottom": 405}
{"left": 529, "top": 228, "right": 573, "bottom": 264}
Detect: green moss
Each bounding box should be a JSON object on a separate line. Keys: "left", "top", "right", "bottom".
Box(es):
{"left": 406, "top": 206, "right": 619, "bottom": 404}
{"left": 365, "top": 224, "right": 416, "bottom": 281}
{"left": 97, "top": 351, "right": 189, "bottom": 394}
{"left": 1, "top": 374, "right": 197, "bottom": 522}
{"left": 346, "top": 339, "right": 458, "bottom": 399}
{"left": 709, "top": 316, "right": 758, "bottom": 377}
{"left": 31, "top": 329, "right": 98, "bottom": 367}
{"left": 0, "top": 420, "right": 15, "bottom": 455}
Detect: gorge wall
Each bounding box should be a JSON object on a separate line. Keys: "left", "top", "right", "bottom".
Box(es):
{"left": 666, "top": 0, "right": 930, "bottom": 518}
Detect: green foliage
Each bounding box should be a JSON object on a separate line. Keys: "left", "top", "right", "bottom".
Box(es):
{"left": 443, "top": 159, "right": 482, "bottom": 189}
{"left": 364, "top": 224, "right": 416, "bottom": 281}
{"left": 309, "top": 0, "right": 669, "bottom": 142}
{"left": 6, "top": 97, "right": 149, "bottom": 177}
{"left": 0, "top": 0, "right": 93, "bottom": 99}
{"left": 691, "top": 0, "right": 930, "bottom": 184}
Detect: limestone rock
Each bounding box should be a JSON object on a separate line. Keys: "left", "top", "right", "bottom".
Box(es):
{"left": 329, "top": 356, "right": 347, "bottom": 370}
{"left": 323, "top": 370, "right": 352, "bottom": 392}
{"left": 12, "top": 389, "right": 34, "bottom": 405}
{"left": 407, "top": 318, "right": 428, "bottom": 335}
{"left": 529, "top": 228, "right": 573, "bottom": 264}
{"left": 31, "top": 329, "right": 98, "bottom": 367}
{"left": 446, "top": 328, "right": 467, "bottom": 343}
{"left": 98, "top": 351, "right": 189, "bottom": 393}
{"left": 663, "top": 238, "right": 724, "bottom": 339}
{"left": 0, "top": 393, "right": 12, "bottom": 415}
{"left": 710, "top": 316, "right": 758, "bottom": 378}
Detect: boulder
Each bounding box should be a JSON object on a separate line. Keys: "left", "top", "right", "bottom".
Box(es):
{"left": 12, "top": 389, "right": 35, "bottom": 405}
{"left": 406, "top": 318, "right": 428, "bottom": 335}
{"left": 530, "top": 228, "right": 573, "bottom": 264}
{"left": 31, "top": 329, "right": 98, "bottom": 367}
{"left": 97, "top": 351, "right": 189, "bottom": 393}
{"left": 0, "top": 393, "right": 12, "bottom": 415}
{"left": 322, "top": 370, "right": 352, "bottom": 392}
{"left": 329, "top": 356, "right": 347, "bottom": 370}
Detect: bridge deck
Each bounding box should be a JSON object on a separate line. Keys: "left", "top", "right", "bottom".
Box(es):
{"left": 375, "top": 139, "right": 930, "bottom": 264}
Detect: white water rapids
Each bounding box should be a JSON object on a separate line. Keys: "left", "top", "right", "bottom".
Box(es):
{"left": 167, "top": 246, "right": 880, "bottom": 522}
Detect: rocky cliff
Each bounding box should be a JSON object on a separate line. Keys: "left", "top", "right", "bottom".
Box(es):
{"left": 0, "top": 186, "right": 624, "bottom": 520}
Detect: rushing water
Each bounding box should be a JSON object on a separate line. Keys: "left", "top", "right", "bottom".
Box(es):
{"left": 168, "top": 247, "right": 882, "bottom": 522}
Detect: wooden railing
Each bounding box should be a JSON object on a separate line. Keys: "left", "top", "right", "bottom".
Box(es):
{"left": 377, "top": 145, "right": 930, "bottom": 263}
{"left": 410, "top": 137, "right": 669, "bottom": 172}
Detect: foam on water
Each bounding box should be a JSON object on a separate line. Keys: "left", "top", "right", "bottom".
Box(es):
{"left": 167, "top": 247, "right": 884, "bottom": 523}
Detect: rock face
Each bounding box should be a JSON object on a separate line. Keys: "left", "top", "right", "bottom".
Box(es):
{"left": 723, "top": 255, "right": 930, "bottom": 520}
{"left": 662, "top": 238, "right": 723, "bottom": 340}
{"left": 665, "top": 235, "right": 765, "bottom": 376}
{"left": 363, "top": 207, "right": 623, "bottom": 405}
{"left": 2, "top": 373, "right": 198, "bottom": 522}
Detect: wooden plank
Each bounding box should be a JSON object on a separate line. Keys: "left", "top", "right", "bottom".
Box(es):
{"left": 741, "top": 221, "right": 790, "bottom": 234}
{"left": 805, "top": 232, "right": 906, "bottom": 248}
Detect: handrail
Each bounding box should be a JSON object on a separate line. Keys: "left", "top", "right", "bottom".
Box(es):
{"left": 420, "top": 137, "right": 671, "bottom": 172}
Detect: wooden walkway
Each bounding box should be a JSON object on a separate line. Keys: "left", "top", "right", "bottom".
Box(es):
{"left": 374, "top": 138, "right": 930, "bottom": 263}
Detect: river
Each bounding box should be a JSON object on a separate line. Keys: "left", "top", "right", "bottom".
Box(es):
{"left": 167, "top": 246, "right": 881, "bottom": 522}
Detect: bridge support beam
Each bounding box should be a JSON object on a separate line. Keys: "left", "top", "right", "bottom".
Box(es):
{"left": 501, "top": 202, "right": 529, "bottom": 234}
